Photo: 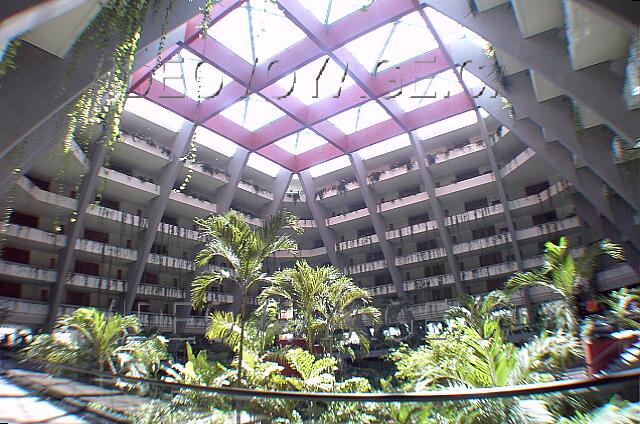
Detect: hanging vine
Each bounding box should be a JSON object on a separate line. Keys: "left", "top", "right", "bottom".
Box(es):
{"left": 0, "top": 39, "right": 21, "bottom": 79}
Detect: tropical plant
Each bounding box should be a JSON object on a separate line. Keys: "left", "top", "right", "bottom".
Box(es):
{"left": 260, "top": 260, "right": 380, "bottom": 356}
{"left": 115, "top": 335, "right": 170, "bottom": 380}
{"left": 316, "top": 274, "right": 381, "bottom": 358}
{"left": 191, "top": 209, "right": 302, "bottom": 385}
{"left": 23, "top": 307, "right": 140, "bottom": 373}
{"left": 506, "top": 237, "right": 623, "bottom": 334}
{"left": 204, "top": 298, "right": 282, "bottom": 354}
{"left": 445, "top": 291, "right": 515, "bottom": 337}
{"left": 558, "top": 397, "right": 640, "bottom": 424}
{"left": 389, "top": 301, "right": 581, "bottom": 424}
{"left": 600, "top": 288, "right": 640, "bottom": 331}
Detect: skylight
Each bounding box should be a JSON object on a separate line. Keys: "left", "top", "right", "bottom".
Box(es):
{"left": 395, "top": 69, "right": 465, "bottom": 112}
{"left": 195, "top": 126, "right": 237, "bottom": 157}
{"left": 275, "top": 129, "right": 328, "bottom": 154}
{"left": 328, "top": 101, "right": 391, "bottom": 134}
{"left": 301, "top": 0, "right": 373, "bottom": 25}
{"left": 344, "top": 11, "right": 438, "bottom": 74}
{"left": 308, "top": 154, "right": 351, "bottom": 177}
{"left": 207, "top": 0, "right": 306, "bottom": 65}
{"left": 358, "top": 134, "right": 411, "bottom": 159}
{"left": 247, "top": 152, "right": 281, "bottom": 177}
{"left": 151, "top": 50, "right": 229, "bottom": 101}
{"left": 220, "top": 94, "right": 286, "bottom": 131}
{"left": 123, "top": 97, "right": 186, "bottom": 132}
{"left": 414, "top": 110, "right": 479, "bottom": 140}
{"left": 273, "top": 56, "right": 356, "bottom": 105}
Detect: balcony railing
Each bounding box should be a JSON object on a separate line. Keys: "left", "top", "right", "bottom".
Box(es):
{"left": 378, "top": 192, "right": 429, "bottom": 213}
{"left": 1, "top": 222, "right": 64, "bottom": 248}
{"left": 516, "top": 217, "right": 580, "bottom": 240}
{"left": 0, "top": 261, "right": 55, "bottom": 283}
{"left": 100, "top": 168, "right": 160, "bottom": 194}
{"left": 395, "top": 247, "right": 447, "bottom": 266}
{"left": 337, "top": 235, "right": 378, "bottom": 251}
{"left": 435, "top": 172, "right": 495, "bottom": 197}
{"left": 500, "top": 148, "right": 535, "bottom": 177}
{"left": 453, "top": 233, "right": 511, "bottom": 255}
{"left": 508, "top": 180, "right": 569, "bottom": 210}
{"left": 327, "top": 207, "right": 369, "bottom": 226}
{"left": 343, "top": 259, "right": 387, "bottom": 275}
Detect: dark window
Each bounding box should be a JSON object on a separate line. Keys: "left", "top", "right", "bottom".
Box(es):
{"left": 472, "top": 226, "right": 496, "bottom": 240}
{"left": 142, "top": 272, "right": 158, "bottom": 285}
{"left": 424, "top": 263, "right": 445, "bottom": 277}
{"left": 455, "top": 169, "right": 479, "bottom": 182}
{"left": 408, "top": 213, "right": 430, "bottom": 226}
{"left": 432, "top": 289, "right": 442, "bottom": 301}
{"left": 313, "top": 239, "right": 324, "bottom": 249}
{"left": 132, "top": 299, "right": 149, "bottom": 312}
{"left": 3, "top": 247, "right": 29, "bottom": 264}
{"left": 357, "top": 227, "right": 376, "bottom": 238}
{"left": 0, "top": 281, "right": 21, "bottom": 298}
{"left": 525, "top": 181, "right": 550, "bottom": 197}
{"left": 74, "top": 260, "right": 99, "bottom": 276}
{"left": 374, "top": 273, "right": 390, "bottom": 286}
{"left": 479, "top": 252, "right": 502, "bottom": 267}
{"left": 416, "top": 239, "right": 438, "bottom": 251}
{"left": 84, "top": 229, "right": 109, "bottom": 244}
{"left": 443, "top": 287, "right": 453, "bottom": 299}
{"left": 487, "top": 278, "right": 503, "bottom": 291}
{"left": 352, "top": 202, "right": 367, "bottom": 212}
{"left": 399, "top": 186, "right": 421, "bottom": 198}
{"left": 366, "top": 251, "right": 385, "bottom": 262}
{"left": 161, "top": 215, "right": 177, "bottom": 226}
{"left": 532, "top": 211, "right": 557, "bottom": 226}
{"left": 10, "top": 212, "right": 38, "bottom": 228}
{"left": 464, "top": 198, "right": 488, "bottom": 212}
{"left": 116, "top": 269, "right": 123, "bottom": 279}
{"left": 150, "top": 244, "right": 168, "bottom": 255}
{"left": 99, "top": 198, "right": 119, "bottom": 210}
{"left": 66, "top": 290, "right": 91, "bottom": 306}
{"left": 27, "top": 175, "right": 50, "bottom": 191}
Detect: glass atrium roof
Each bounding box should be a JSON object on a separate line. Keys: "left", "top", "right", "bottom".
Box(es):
{"left": 127, "top": 0, "right": 488, "bottom": 174}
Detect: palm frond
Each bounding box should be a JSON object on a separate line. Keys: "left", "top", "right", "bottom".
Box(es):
{"left": 191, "top": 272, "right": 224, "bottom": 310}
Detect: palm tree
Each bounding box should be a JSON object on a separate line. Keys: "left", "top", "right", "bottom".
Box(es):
{"left": 316, "top": 274, "right": 381, "bottom": 357}
{"left": 445, "top": 291, "right": 515, "bottom": 337}
{"left": 259, "top": 260, "right": 331, "bottom": 352}
{"left": 204, "top": 298, "right": 282, "bottom": 355}
{"left": 24, "top": 307, "right": 140, "bottom": 373}
{"left": 191, "top": 209, "right": 301, "bottom": 384}
{"left": 259, "top": 260, "right": 380, "bottom": 356}
{"left": 506, "top": 237, "right": 623, "bottom": 335}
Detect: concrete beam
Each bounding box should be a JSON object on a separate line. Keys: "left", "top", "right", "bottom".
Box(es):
{"left": 427, "top": 0, "right": 640, "bottom": 144}
{"left": 349, "top": 152, "right": 413, "bottom": 319}
{"left": 214, "top": 148, "right": 249, "bottom": 214}
{"left": 571, "top": 0, "right": 640, "bottom": 36}
{"left": 448, "top": 37, "right": 639, "bottom": 213}
{"left": 122, "top": 122, "right": 196, "bottom": 313}
{"left": 260, "top": 169, "right": 292, "bottom": 219}
{"left": 475, "top": 91, "right": 640, "bottom": 251}
{"left": 44, "top": 138, "right": 107, "bottom": 330}
{"left": 0, "top": 110, "right": 69, "bottom": 201}
{"left": 299, "top": 170, "right": 343, "bottom": 268}
{"left": 408, "top": 133, "right": 465, "bottom": 298}
{"left": 0, "top": 0, "right": 92, "bottom": 61}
